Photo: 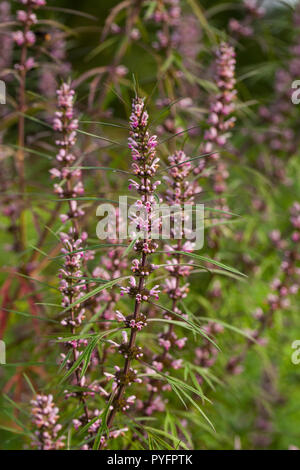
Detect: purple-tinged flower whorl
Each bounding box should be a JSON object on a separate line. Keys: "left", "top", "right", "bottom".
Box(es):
{"left": 149, "top": 0, "right": 181, "bottom": 50}
{"left": 196, "top": 42, "right": 236, "bottom": 191}
{"left": 229, "top": 0, "right": 265, "bottom": 38}
{"left": 58, "top": 229, "right": 87, "bottom": 328}
{"left": 12, "top": 0, "right": 46, "bottom": 71}
{"left": 51, "top": 83, "right": 84, "bottom": 224}
{"left": 128, "top": 97, "right": 160, "bottom": 255}
{"left": 164, "top": 150, "right": 202, "bottom": 207}
{"left": 101, "top": 98, "right": 160, "bottom": 430}
{"left": 31, "top": 394, "right": 65, "bottom": 450}
{"left": 198, "top": 43, "right": 237, "bottom": 247}
{"left": 51, "top": 83, "right": 93, "bottom": 431}
{"left": 20, "top": 0, "right": 46, "bottom": 6}
{"left": 202, "top": 42, "right": 237, "bottom": 163}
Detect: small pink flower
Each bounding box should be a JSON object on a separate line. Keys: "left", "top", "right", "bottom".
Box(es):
{"left": 13, "top": 31, "right": 24, "bottom": 45}
{"left": 25, "top": 57, "right": 36, "bottom": 70}
{"left": 25, "top": 30, "right": 36, "bottom": 45}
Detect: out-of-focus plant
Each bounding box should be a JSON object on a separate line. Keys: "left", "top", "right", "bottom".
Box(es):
{"left": 1, "top": 0, "right": 300, "bottom": 452}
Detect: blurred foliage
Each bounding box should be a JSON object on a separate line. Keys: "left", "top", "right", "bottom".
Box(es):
{"left": 1, "top": 0, "right": 300, "bottom": 450}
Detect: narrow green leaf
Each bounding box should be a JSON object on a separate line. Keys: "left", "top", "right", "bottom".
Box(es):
{"left": 60, "top": 277, "right": 129, "bottom": 314}
{"left": 175, "top": 251, "right": 247, "bottom": 277}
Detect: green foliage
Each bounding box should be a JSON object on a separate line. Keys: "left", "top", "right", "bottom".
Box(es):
{"left": 1, "top": 0, "right": 300, "bottom": 451}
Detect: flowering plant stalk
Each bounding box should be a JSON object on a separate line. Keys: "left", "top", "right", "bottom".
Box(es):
{"left": 143, "top": 150, "right": 201, "bottom": 414}
{"left": 13, "top": 0, "right": 46, "bottom": 251}
{"left": 200, "top": 42, "right": 236, "bottom": 196}
{"left": 229, "top": 0, "right": 265, "bottom": 38}
{"left": 100, "top": 96, "right": 160, "bottom": 448}
{"left": 31, "top": 394, "right": 65, "bottom": 450}
{"left": 51, "top": 82, "right": 91, "bottom": 427}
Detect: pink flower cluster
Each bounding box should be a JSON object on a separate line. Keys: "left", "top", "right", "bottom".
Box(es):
{"left": 102, "top": 97, "right": 161, "bottom": 433}
{"left": 202, "top": 42, "right": 236, "bottom": 176}
{"left": 127, "top": 97, "right": 160, "bottom": 257}
{"left": 195, "top": 322, "right": 224, "bottom": 371}
{"left": 159, "top": 152, "right": 200, "bottom": 359}
{"left": 38, "top": 29, "right": 71, "bottom": 99}
{"left": 229, "top": 0, "right": 265, "bottom": 38}
{"left": 51, "top": 82, "right": 98, "bottom": 439}
{"left": 58, "top": 229, "right": 97, "bottom": 422}
{"left": 92, "top": 246, "right": 127, "bottom": 324}
{"left": 31, "top": 394, "right": 65, "bottom": 450}
{"left": 50, "top": 83, "right": 84, "bottom": 224}
{"left": 150, "top": 0, "right": 181, "bottom": 50}
{"left": 105, "top": 365, "right": 142, "bottom": 392}
{"left": 59, "top": 230, "right": 87, "bottom": 328}
{"left": 13, "top": 0, "right": 46, "bottom": 71}
{"left": 121, "top": 276, "right": 160, "bottom": 303}
{"left": 117, "top": 96, "right": 160, "bottom": 335}
{"left": 202, "top": 42, "right": 237, "bottom": 248}
{"left": 195, "top": 42, "right": 237, "bottom": 233}
{"left": 74, "top": 409, "right": 129, "bottom": 450}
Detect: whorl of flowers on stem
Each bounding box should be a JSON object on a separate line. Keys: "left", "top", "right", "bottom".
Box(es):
{"left": 229, "top": 0, "right": 265, "bottom": 38}
{"left": 58, "top": 230, "right": 87, "bottom": 328}
{"left": 51, "top": 83, "right": 83, "bottom": 224}
{"left": 123, "top": 98, "right": 160, "bottom": 305}
{"left": 177, "top": 14, "right": 202, "bottom": 66}
{"left": 203, "top": 43, "right": 236, "bottom": 155}
{"left": 57, "top": 235, "right": 95, "bottom": 403}
{"left": 101, "top": 97, "right": 160, "bottom": 444}
{"left": 13, "top": 0, "right": 46, "bottom": 72}
{"left": 39, "top": 30, "right": 71, "bottom": 99}
{"left": 127, "top": 97, "right": 160, "bottom": 257}
{"left": 201, "top": 42, "right": 237, "bottom": 250}
{"left": 194, "top": 322, "right": 224, "bottom": 372}
{"left": 197, "top": 43, "right": 236, "bottom": 192}
{"left": 51, "top": 83, "right": 95, "bottom": 438}
{"left": 149, "top": 0, "right": 181, "bottom": 50}
{"left": 118, "top": 94, "right": 160, "bottom": 347}
{"left": 141, "top": 151, "right": 202, "bottom": 416}
{"left": 84, "top": 216, "right": 128, "bottom": 403}
{"left": 74, "top": 413, "right": 129, "bottom": 450}
{"left": 31, "top": 394, "right": 65, "bottom": 450}
{"left": 165, "top": 150, "right": 201, "bottom": 205}
{"left": 163, "top": 150, "right": 201, "bottom": 291}
{"left": 200, "top": 42, "right": 236, "bottom": 191}
{"left": 51, "top": 83, "right": 87, "bottom": 328}
{"left": 91, "top": 210, "right": 127, "bottom": 327}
